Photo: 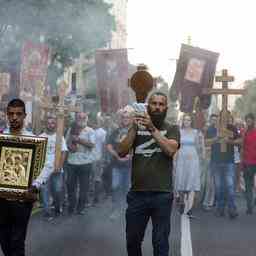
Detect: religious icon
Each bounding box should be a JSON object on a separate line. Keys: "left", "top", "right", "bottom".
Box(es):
{"left": 185, "top": 58, "right": 206, "bottom": 84}
{"left": 0, "top": 148, "right": 33, "bottom": 187}
{"left": 0, "top": 134, "right": 47, "bottom": 199}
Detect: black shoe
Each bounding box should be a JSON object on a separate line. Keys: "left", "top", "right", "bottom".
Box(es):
{"left": 43, "top": 212, "right": 54, "bottom": 221}
{"left": 246, "top": 208, "right": 253, "bottom": 215}
{"left": 229, "top": 210, "right": 238, "bottom": 219}
{"left": 179, "top": 203, "right": 185, "bottom": 214}
{"left": 187, "top": 210, "right": 197, "bottom": 219}
{"left": 77, "top": 209, "right": 86, "bottom": 215}
{"left": 54, "top": 209, "right": 61, "bottom": 217}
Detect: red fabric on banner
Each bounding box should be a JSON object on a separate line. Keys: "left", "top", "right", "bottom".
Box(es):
{"left": 20, "top": 41, "right": 49, "bottom": 93}
{"left": 95, "top": 49, "right": 130, "bottom": 114}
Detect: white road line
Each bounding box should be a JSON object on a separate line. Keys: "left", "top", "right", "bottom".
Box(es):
{"left": 181, "top": 214, "right": 193, "bottom": 256}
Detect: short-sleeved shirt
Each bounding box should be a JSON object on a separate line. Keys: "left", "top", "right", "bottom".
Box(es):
{"left": 107, "top": 127, "right": 131, "bottom": 168}
{"left": 206, "top": 125, "right": 238, "bottom": 164}
{"left": 66, "top": 126, "right": 96, "bottom": 165}
{"left": 39, "top": 132, "right": 67, "bottom": 171}
{"left": 93, "top": 128, "right": 106, "bottom": 161}
{"left": 243, "top": 128, "right": 256, "bottom": 165}
{"left": 131, "top": 122, "right": 180, "bottom": 192}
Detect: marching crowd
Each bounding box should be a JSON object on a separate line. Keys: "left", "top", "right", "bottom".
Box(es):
{"left": 0, "top": 102, "right": 256, "bottom": 222}
{"left": 1, "top": 95, "right": 256, "bottom": 256}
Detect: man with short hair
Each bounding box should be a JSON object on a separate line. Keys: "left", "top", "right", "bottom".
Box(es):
{"left": 118, "top": 92, "right": 180, "bottom": 256}
{"left": 106, "top": 110, "right": 132, "bottom": 219}
{"left": 206, "top": 113, "right": 239, "bottom": 219}
{"left": 66, "top": 112, "right": 96, "bottom": 215}
{"left": 0, "top": 98, "right": 51, "bottom": 256}
{"left": 40, "top": 116, "right": 68, "bottom": 220}
{"left": 242, "top": 113, "right": 256, "bottom": 214}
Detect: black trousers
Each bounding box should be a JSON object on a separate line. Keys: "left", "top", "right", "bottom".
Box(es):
{"left": 67, "top": 163, "right": 92, "bottom": 212}
{"left": 0, "top": 198, "right": 33, "bottom": 256}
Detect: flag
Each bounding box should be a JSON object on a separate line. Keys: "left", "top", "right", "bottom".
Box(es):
{"left": 20, "top": 41, "right": 50, "bottom": 94}
{"left": 95, "top": 49, "right": 130, "bottom": 113}
{"left": 0, "top": 73, "right": 10, "bottom": 101}
{"left": 171, "top": 44, "right": 219, "bottom": 113}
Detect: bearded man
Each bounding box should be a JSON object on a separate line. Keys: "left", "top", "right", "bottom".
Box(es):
{"left": 117, "top": 92, "right": 180, "bottom": 256}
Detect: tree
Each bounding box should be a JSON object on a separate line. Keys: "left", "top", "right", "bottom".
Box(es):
{"left": 0, "top": 0, "right": 115, "bottom": 70}
{"left": 234, "top": 79, "right": 256, "bottom": 118}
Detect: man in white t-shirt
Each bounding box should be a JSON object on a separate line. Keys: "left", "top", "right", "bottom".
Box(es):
{"left": 66, "top": 112, "right": 96, "bottom": 215}
{"left": 40, "top": 116, "right": 68, "bottom": 219}
{"left": 0, "top": 98, "right": 54, "bottom": 256}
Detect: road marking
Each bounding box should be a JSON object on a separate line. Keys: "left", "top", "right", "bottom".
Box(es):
{"left": 181, "top": 214, "right": 193, "bottom": 256}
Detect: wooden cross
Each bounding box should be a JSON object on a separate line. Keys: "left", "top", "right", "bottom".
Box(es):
{"left": 203, "top": 69, "right": 245, "bottom": 152}
{"left": 41, "top": 81, "right": 82, "bottom": 169}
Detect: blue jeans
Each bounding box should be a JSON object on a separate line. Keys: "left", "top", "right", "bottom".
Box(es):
{"left": 211, "top": 162, "right": 236, "bottom": 211}
{"left": 126, "top": 191, "right": 173, "bottom": 256}
{"left": 112, "top": 166, "right": 130, "bottom": 206}
{"left": 40, "top": 172, "right": 64, "bottom": 214}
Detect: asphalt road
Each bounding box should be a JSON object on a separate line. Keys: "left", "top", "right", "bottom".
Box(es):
{"left": 1, "top": 195, "right": 254, "bottom": 256}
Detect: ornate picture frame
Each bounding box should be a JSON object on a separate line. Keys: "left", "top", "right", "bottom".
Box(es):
{"left": 0, "top": 134, "right": 47, "bottom": 199}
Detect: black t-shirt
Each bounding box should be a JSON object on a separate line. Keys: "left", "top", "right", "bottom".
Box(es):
{"left": 107, "top": 127, "right": 131, "bottom": 168}
{"left": 131, "top": 122, "right": 180, "bottom": 192}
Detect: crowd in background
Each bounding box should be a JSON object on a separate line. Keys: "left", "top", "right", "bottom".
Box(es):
{"left": 0, "top": 106, "right": 255, "bottom": 222}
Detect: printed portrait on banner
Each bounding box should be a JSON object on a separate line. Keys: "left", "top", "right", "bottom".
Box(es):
{"left": 185, "top": 58, "right": 206, "bottom": 84}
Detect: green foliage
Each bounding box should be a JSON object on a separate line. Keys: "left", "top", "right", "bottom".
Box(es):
{"left": 0, "top": 0, "right": 115, "bottom": 69}
{"left": 234, "top": 78, "right": 256, "bottom": 118}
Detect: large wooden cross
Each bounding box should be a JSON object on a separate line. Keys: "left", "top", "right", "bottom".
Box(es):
{"left": 203, "top": 69, "right": 245, "bottom": 152}
{"left": 41, "top": 81, "right": 82, "bottom": 169}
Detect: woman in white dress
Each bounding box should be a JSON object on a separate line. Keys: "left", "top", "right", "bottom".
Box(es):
{"left": 175, "top": 114, "right": 205, "bottom": 217}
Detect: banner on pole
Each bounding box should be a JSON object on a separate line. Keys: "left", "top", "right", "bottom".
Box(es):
{"left": 20, "top": 41, "right": 50, "bottom": 93}
{"left": 171, "top": 44, "right": 219, "bottom": 113}
{"left": 95, "top": 49, "right": 129, "bottom": 113}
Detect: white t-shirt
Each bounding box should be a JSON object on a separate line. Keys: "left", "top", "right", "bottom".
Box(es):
{"left": 67, "top": 126, "right": 96, "bottom": 165}
{"left": 94, "top": 128, "right": 106, "bottom": 161}
{"left": 35, "top": 132, "right": 68, "bottom": 185}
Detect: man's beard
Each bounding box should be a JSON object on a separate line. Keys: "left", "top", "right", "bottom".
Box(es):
{"left": 148, "top": 108, "right": 167, "bottom": 129}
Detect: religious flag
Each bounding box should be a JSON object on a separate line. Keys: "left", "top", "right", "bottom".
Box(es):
{"left": 95, "top": 49, "right": 130, "bottom": 113}
{"left": 20, "top": 41, "right": 50, "bottom": 93}
{"left": 0, "top": 73, "right": 10, "bottom": 101}
{"left": 171, "top": 44, "right": 219, "bottom": 113}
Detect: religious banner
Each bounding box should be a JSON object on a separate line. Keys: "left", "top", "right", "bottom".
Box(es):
{"left": 20, "top": 41, "right": 50, "bottom": 89}
{"left": 20, "top": 41, "right": 50, "bottom": 129}
{"left": 0, "top": 73, "right": 10, "bottom": 104}
{"left": 171, "top": 44, "right": 219, "bottom": 113}
{"left": 95, "top": 48, "right": 129, "bottom": 113}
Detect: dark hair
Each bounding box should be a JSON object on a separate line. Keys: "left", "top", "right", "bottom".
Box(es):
{"left": 245, "top": 113, "right": 255, "bottom": 121}
{"left": 7, "top": 98, "right": 26, "bottom": 114}
{"left": 148, "top": 91, "right": 168, "bottom": 104}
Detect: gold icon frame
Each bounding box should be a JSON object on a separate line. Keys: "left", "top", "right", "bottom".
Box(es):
{"left": 0, "top": 134, "right": 47, "bottom": 199}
